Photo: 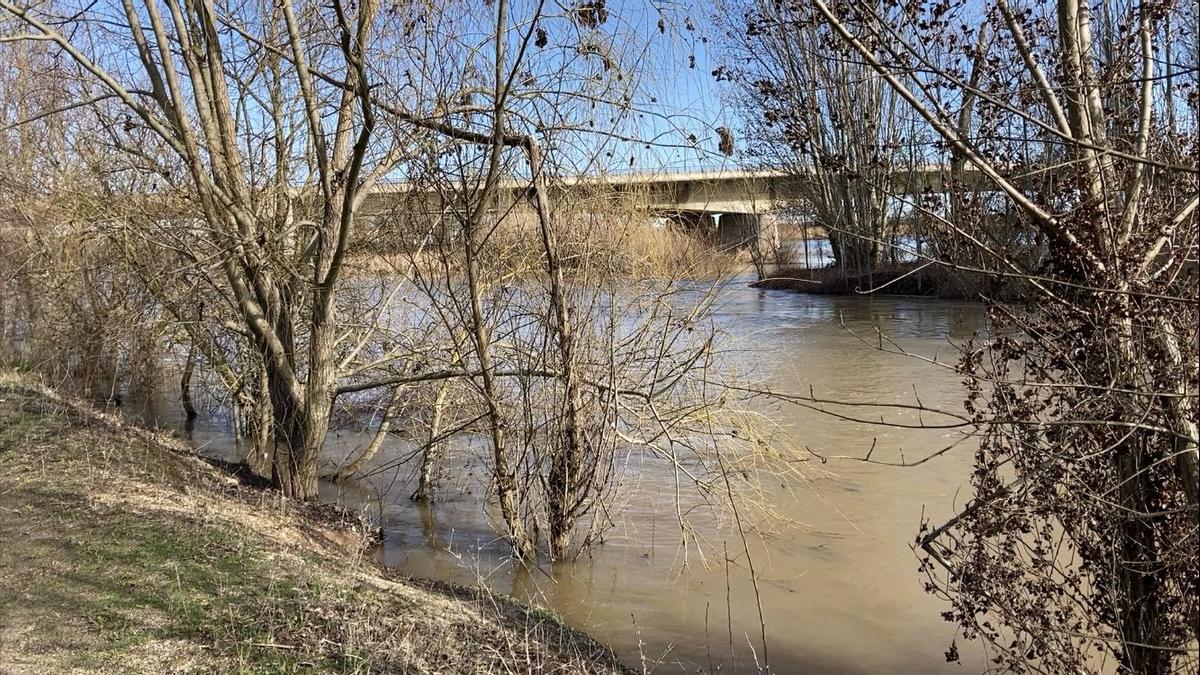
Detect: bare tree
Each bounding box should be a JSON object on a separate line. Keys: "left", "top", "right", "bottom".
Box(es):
{"left": 1, "top": 0, "right": 799, "bottom": 571}
{"left": 738, "top": 0, "right": 1199, "bottom": 671}
{"left": 728, "top": 0, "right": 917, "bottom": 276}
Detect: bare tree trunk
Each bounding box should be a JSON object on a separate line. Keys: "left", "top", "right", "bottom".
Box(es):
{"left": 0, "top": 268, "right": 7, "bottom": 365}
{"left": 1115, "top": 442, "right": 1166, "bottom": 675}
{"left": 463, "top": 212, "right": 534, "bottom": 558}
{"left": 1145, "top": 314, "right": 1197, "bottom": 522}
{"left": 1111, "top": 312, "right": 1169, "bottom": 674}
{"left": 244, "top": 366, "right": 274, "bottom": 479}
{"left": 180, "top": 343, "right": 197, "bottom": 420}
{"left": 271, "top": 408, "right": 324, "bottom": 500}
{"left": 526, "top": 139, "right": 587, "bottom": 560}
{"left": 260, "top": 341, "right": 325, "bottom": 501}
{"left": 411, "top": 379, "right": 449, "bottom": 502}
{"left": 332, "top": 386, "right": 402, "bottom": 482}
{"left": 452, "top": 0, "right": 538, "bottom": 560}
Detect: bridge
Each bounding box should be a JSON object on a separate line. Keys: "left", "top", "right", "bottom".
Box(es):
{"left": 360, "top": 165, "right": 995, "bottom": 249}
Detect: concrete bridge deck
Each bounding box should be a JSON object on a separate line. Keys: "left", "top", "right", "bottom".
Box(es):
{"left": 362, "top": 165, "right": 1002, "bottom": 248}
{"left": 365, "top": 166, "right": 996, "bottom": 214}
{"left": 85, "top": 166, "right": 1009, "bottom": 250}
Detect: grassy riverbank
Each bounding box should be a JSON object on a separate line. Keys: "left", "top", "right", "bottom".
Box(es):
{"left": 0, "top": 374, "right": 627, "bottom": 674}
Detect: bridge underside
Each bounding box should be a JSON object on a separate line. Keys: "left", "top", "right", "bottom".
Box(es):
{"left": 662, "top": 210, "right": 765, "bottom": 250}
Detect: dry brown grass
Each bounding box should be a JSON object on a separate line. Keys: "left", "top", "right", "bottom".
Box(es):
{"left": 0, "top": 373, "right": 630, "bottom": 674}
{"left": 344, "top": 199, "right": 745, "bottom": 282}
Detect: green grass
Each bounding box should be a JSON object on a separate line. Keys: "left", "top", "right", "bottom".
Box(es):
{"left": 1, "top": 402, "right": 346, "bottom": 672}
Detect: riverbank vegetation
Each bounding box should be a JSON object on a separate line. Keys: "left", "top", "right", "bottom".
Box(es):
{"left": 0, "top": 374, "right": 628, "bottom": 673}
{"left": 750, "top": 262, "right": 1011, "bottom": 299}
{"left": 0, "top": 0, "right": 788, "bottom": 570}
{"left": 2, "top": 0, "right": 1197, "bottom": 672}
{"left": 729, "top": 0, "right": 1198, "bottom": 672}
{"left": 344, "top": 202, "right": 747, "bottom": 281}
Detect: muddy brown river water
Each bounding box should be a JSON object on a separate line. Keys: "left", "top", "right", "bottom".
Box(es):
{"left": 138, "top": 285, "right": 991, "bottom": 673}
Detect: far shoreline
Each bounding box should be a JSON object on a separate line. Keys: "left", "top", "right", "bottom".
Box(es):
{"left": 751, "top": 262, "right": 1018, "bottom": 301}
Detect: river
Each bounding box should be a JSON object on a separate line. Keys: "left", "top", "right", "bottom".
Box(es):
{"left": 134, "top": 284, "right": 990, "bottom": 673}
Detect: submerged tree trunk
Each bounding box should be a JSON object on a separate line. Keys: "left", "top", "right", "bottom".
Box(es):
{"left": 463, "top": 216, "right": 534, "bottom": 558}
{"left": 332, "top": 387, "right": 403, "bottom": 482}
{"left": 180, "top": 344, "right": 197, "bottom": 421}
{"left": 459, "top": 0, "right": 537, "bottom": 560}
{"left": 411, "top": 380, "right": 449, "bottom": 502}
{"left": 826, "top": 229, "right": 876, "bottom": 273}
{"left": 526, "top": 139, "right": 587, "bottom": 561}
